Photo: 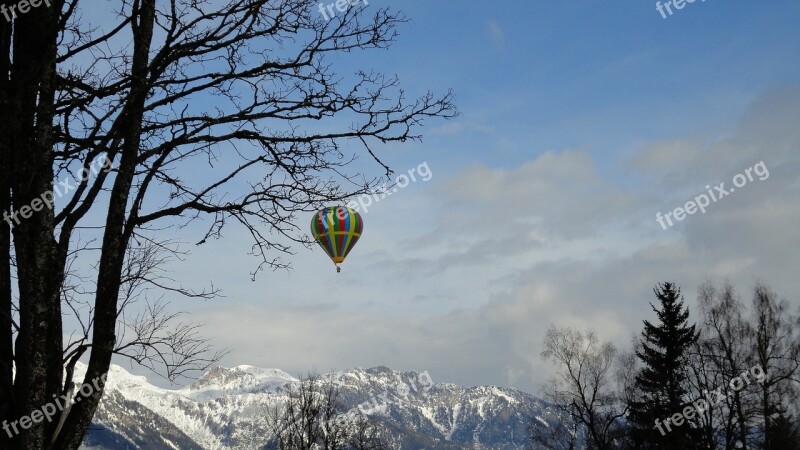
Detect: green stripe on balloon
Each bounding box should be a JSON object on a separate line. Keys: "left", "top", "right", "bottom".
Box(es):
{"left": 311, "top": 206, "right": 363, "bottom": 269}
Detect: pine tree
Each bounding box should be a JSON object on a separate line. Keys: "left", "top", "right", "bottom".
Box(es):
{"left": 629, "top": 282, "right": 699, "bottom": 449}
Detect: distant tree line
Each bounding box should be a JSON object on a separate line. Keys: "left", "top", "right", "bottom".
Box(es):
{"left": 530, "top": 280, "right": 800, "bottom": 450}
{"left": 264, "top": 374, "right": 387, "bottom": 450}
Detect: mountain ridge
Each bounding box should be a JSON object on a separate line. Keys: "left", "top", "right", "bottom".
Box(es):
{"left": 76, "top": 362, "right": 568, "bottom": 449}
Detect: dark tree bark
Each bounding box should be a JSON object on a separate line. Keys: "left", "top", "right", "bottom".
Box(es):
{"left": 0, "top": 10, "right": 13, "bottom": 445}
{"left": 1, "top": 0, "right": 65, "bottom": 448}
{"left": 0, "top": 1, "right": 456, "bottom": 449}
{"left": 0, "top": 8, "right": 13, "bottom": 440}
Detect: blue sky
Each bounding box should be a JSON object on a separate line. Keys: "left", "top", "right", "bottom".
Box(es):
{"left": 362, "top": 0, "right": 800, "bottom": 171}
{"left": 90, "top": 0, "right": 800, "bottom": 393}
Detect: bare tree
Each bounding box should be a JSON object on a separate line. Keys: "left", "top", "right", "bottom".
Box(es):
{"left": 685, "top": 338, "right": 726, "bottom": 449}
{"left": 538, "top": 326, "right": 628, "bottom": 450}
{"left": 62, "top": 238, "right": 224, "bottom": 383}
{"left": 526, "top": 408, "right": 579, "bottom": 450}
{"left": 697, "top": 281, "right": 757, "bottom": 450}
{"left": 748, "top": 282, "right": 800, "bottom": 450}
{"left": 692, "top": 281, "right": 800, "bottom": 450}
{"left": 0, "top": 0, "right": 456, "bottom": 449}
{"left": 345, "top": 414, "right": 386, "bottom": 450}
{"left": 268, "top": 374, "right": 328, "bottom": 450}
{"left": 266, "top": 374, "right": 386, "bottom": 450}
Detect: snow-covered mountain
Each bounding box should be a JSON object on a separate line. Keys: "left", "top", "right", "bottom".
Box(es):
{"left": 77, "top": 363, "right": 568, "bottom": 449}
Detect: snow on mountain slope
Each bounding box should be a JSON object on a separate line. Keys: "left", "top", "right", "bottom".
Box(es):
{"left": 181, "top": 365, "right": 297, "bottom": 401}
{"left": 75, "top": 363, "right": 568, "bottom": 449}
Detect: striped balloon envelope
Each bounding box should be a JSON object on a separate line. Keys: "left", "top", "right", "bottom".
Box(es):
{"left": 310, "top": 206, "right": 364, "bottom": 272}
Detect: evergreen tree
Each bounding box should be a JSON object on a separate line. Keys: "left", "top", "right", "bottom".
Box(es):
{"left": 629, "top": 282, "right": 699, "bottom": 449}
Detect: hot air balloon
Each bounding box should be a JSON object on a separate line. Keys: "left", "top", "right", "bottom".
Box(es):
{"left": 310, "top": 206, "right": 363, "bottom": 272}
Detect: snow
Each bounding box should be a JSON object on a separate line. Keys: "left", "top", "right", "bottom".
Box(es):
{"left": 73, "top": 362, "right": 295, "bottom": 450}
{"left": 80, "top": 363, "right": 552, "bottom": 450}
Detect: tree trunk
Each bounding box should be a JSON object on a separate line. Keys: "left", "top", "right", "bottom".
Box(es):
{"left": 0, "top": 6, "right": 15, "bottom": 448}
{"left": 4, "top": 1, "right": 64, "bottom": 448}
{"left": 53, "top": 1, "right": 156, "bottom": 448}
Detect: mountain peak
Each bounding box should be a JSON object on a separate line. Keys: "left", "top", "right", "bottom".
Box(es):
{"left": 82, "top": 362, "right": 558, "bottom": 450}
{"left": 183, "top": 364, "right": 296, "bottom": 399}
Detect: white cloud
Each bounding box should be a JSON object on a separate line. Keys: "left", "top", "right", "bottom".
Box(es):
{"left": 487, "top": 20, "right": 504, "bottom": 47}
{"left": 163, "top": 87, "right": 800, "bottom": 395}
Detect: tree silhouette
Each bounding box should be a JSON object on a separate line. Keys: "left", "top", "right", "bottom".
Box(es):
{"left": 691, "top": 281, "right": 800, "bottom": 450}
{"left": 538, "top": 326, "right": 628, "bottom": 450}
{"left": 0, "top": 1, "right": 456, "bottom": 449}
{"left": 266, "top": 374, "right": 386, "bottom": 450}
{"left": 629, "top": 282, "right": 699, "bottom": 449}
